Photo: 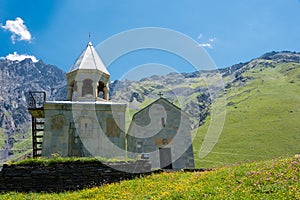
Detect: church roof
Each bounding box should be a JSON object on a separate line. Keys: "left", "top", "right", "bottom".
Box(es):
{"left": 132, "top": 97, "right": 190, "bottom": 119}
{"left": 69, "top": 42, "right": 110, "bottom": 75}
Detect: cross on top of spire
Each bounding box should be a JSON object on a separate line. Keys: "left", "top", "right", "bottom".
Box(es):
{"left": 158, "top": 92, "right": 163, "bottom": 98}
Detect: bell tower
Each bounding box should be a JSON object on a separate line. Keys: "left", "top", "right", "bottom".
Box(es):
{"left": 40, "top": 38, "right": 126, "bottom": 159}
{"left": 66, "top": 41, "right": 110, "bottom": 101}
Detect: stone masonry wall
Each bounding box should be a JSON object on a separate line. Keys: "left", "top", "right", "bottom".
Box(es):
{"left": 0, "top": 160, "right": 151, "bottom": 192}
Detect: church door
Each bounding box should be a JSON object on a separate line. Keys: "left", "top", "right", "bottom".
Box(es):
{"left": 159, "top": 148, "right": 173, "bottom": 169}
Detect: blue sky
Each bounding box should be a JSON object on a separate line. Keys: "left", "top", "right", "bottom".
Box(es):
{"left": 1, "top": 0, "right": 300, "bottom": 80}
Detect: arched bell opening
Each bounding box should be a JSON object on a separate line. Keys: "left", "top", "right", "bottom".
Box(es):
{"left": 71, "top": 81, "right": 78, "bottom": 99}
{"left": 67, "top": 80, "right": 78, "bottom": 100}
{"left": 97, "top": 81, "right": 108, "bottom": 100}
{"left": 82, "top": 79, "right": 93, "bottom": 97}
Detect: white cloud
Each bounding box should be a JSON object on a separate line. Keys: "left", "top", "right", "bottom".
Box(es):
{"left": 4, "top": 52, "right": 38, "bottom": 62}
{"left": 198, "top": 43, "right": 213, "bottom": 48}
{"left": 1, "top": 17, "right": 32, "bottom": 43}
{"left": 208, "top": 37, "right": 216, "bottom": 43}
{"left": 197, "top": 34, "right": 216, "bottom": 49}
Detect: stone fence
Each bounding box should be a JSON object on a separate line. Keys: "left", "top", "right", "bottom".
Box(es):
{"left": 0, "top": 160, "right": 151, "bottom": 192}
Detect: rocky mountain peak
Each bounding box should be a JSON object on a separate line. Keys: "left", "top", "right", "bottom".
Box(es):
{"left": 259, "top": 51, "right": 300, "bottom": 63}
{"left": 0, "top": 59, "right": 67, "bottom": 159}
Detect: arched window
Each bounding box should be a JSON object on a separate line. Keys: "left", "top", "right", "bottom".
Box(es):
{"left": 97, "top": 81, "right": 106, "bottom": 99}
{"left": 82, "top": 79, "right": 93, "bottom": 97}
{"left": 73, "top": 81, "right": 77, "bottom": 92}
{"left": 71, "top": 81, "right": 78, "bottom": 100}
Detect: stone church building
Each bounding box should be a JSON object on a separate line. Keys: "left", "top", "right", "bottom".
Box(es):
{"left": 127, "top": 98, "right": 195, "bottom": 169}
{"left": 29, "top": 40, "right": 195, "bottom": 169}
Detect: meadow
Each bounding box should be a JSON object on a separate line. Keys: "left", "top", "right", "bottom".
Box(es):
{"left": 0, "top": 156, "right": 299, "bottom": 199}
{"left": 193, "top": 62, "right": 300, "bottom": 168}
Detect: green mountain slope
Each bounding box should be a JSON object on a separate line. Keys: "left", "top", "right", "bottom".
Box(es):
{"left": 194, "top": 59, "right": 300, "bottom": 168}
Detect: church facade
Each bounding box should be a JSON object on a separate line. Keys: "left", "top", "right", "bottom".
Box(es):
{"left": 127, "top": 98, "right": 195, "bottom": 169}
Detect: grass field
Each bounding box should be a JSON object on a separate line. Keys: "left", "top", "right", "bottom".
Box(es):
{"left": 1, "top": 156, "right": 299, "bottom": 199}
{"left": 193, "top": 62, "right": 300, "bottom": 168}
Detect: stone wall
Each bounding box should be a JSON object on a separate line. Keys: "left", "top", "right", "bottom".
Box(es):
{"left": 0, "top": 160, "right": 151, "bottom": 192}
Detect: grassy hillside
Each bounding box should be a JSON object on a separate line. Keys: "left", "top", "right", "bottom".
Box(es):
{"left": 193, "top": 61, "right": 300, "bottom": 168}
{"left": 1, "top": 157, "right": 299, "bottom": 199}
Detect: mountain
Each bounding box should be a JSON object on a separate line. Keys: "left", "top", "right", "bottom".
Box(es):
{"left": 109, "top": 72, "right": 212, "bottom": 128}
{"left": 0, "top": 58, "right": 66, "bottom": 159}
{"left": 0, "top": 51, "right": 300, "bottom": 165}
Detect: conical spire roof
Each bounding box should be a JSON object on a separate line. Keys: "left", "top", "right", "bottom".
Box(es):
{"left": 69, "top": 42, "right": 109, "bottom": 75}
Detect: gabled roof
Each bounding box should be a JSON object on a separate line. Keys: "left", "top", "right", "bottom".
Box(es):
{"left": 69, "top": 42, "right": 110, "bottom": 75}
{"left": 132, "top": 97, "right": 190, "bottom": 119}
{"left": 127, "top": 97, "right": 191, "bottom": 135}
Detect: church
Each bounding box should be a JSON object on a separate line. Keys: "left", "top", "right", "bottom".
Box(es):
{"left": 28, "top": 40, "right": 195, "bottom": 169}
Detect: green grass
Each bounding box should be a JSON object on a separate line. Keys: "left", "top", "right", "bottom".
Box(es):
{"left": 7, "top": 156, "right": 135, "bottom": 166}
{"left": 193, "top": 62, "right": 300, "bottom": 168}
{"left": 8, "top": 156, "right": 98, "bottom": 166}
{"left": 1, "top": 157, "right": 299, "bottom": 199}
{"left": 8, "top": 156, "right": 127, "bottom": 166}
